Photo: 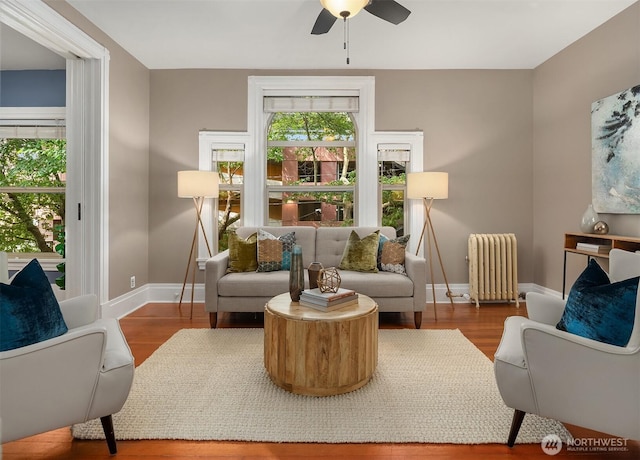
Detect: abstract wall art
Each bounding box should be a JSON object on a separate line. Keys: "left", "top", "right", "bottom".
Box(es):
{"left": 591, "top": 84, "right": 640, "bottom": 214}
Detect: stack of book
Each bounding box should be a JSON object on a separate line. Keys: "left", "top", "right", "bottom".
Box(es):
{"left": 299, "top": 288, "right": 358, "bottom": 311}
{"left": 576, "top": 242, "right": 612, "bottom": 254}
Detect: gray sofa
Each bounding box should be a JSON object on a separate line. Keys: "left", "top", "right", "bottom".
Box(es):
{"left": 205, "top": 226, "right": 427, "bottom": 328}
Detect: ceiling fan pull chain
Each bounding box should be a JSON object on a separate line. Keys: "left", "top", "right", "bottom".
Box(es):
{"left": 344, "top": 17, "right": 350, "bottom": 65}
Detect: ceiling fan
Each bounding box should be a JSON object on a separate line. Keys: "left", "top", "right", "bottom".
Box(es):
{"left": 311, "top": 0, "right": 411, "bottom": 35}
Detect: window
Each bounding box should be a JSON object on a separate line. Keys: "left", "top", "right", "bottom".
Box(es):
{"left": 212, "top": 144, "right": 244, "bottom": 252}
{"left": 0, "top": 138, "right": 66, "bottom": 252}
{"left": 198, "top": 132, "right": 249, "bottom": 260}
{"left": 0, "top": 113, "right": 66, "bottom": 284}
{"left": 378, "top": 143, "right": 410, "bottom": 236}
{"left": 266, "top": 111, "right": 356, "bottom": 226}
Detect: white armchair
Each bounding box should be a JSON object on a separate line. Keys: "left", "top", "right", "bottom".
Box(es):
{"left": 0, "top": 294, "right": 134, "bottom": 454}
{"left": 494, "top": 249, "right": 640, "bottom": 446}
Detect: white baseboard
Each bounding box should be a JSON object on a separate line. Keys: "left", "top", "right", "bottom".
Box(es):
{"left": 100, "top": 283, "right": 205, "bottom": 319}
{"left": 100, "top": 282, "right": 561, "bottom": 319}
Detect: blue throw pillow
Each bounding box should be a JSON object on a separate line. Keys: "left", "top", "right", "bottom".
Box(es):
{"left": 0, "top": 259, "right": 68, "bottom": 352}
{"left": 557, "top": 259, "right": 638, "bottom": 347}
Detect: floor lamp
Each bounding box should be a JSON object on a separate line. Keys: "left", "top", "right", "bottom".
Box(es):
{"left": 177, "top": 170, "right": 219, "bottom": 319}
{"left": 407, "top": 171, "right": 454, "bottom": 321}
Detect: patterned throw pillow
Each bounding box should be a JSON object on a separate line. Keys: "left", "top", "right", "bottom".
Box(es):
{"left": 557, "top": 259, "right": 639, "bottom": 347}
{"left": 0, "top": 259, "right": 68, "bottom": 352}
{"left": 378, "top": 234, "right": 410, "bottom": 275}
{"left": 338, "top": 230, "right": 380, "bottom": 273}
{"left": 257, "top": 230, "right": 296, "bottom": 272}
{"left": 226, "top": 232, "right": 258, "bottom": 273}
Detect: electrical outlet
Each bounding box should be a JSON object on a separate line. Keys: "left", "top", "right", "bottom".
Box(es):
{"left": 130, "top": 276, "right": 136, "bottom": 289}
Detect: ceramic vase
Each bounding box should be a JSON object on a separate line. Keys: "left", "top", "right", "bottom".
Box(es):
{"left": 307, "top": 262, "right": 324, "bottom": 290}
{"left": 580, "top": 204, "right": 599, "bottom": 233}
{"left": 289, "top": 245, "right": 304, "bottom": 301}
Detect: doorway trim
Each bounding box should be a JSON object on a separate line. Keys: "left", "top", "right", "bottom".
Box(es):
{"left": 1, "top": 0, "right": 110, "bottom": 303}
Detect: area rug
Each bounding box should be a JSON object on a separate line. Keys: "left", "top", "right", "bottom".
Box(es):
{"left": 72, "top": 328, "right": 568, "bottom": 444}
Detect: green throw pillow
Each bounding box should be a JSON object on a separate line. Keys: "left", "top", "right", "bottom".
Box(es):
{"left": 0, "top": 259, "right": 68, "bottom": 352}
{"left": 338, "top": 230, "right": 380, "bottom": 273}
{"left": 227, "top": 232, "right": 258, "bottom": 273}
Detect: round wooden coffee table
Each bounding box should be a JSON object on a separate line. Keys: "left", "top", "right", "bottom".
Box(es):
{"left": 264, "top": 292, "right": 378, "bottom": 396}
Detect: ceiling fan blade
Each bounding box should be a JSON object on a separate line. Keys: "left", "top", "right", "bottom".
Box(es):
{"left": 311, "top": 9, "right": 338, "bottom": 35}
{"left": 364, "top": 0, "right": 411, "bottom": 25}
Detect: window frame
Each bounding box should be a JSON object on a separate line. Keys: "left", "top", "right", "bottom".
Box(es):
{"left": 266, "top": 116, "right": 357, "bottom": 226}
{"left": 0, "top": 122, "right": 67, "bottom": 269}
{"left": 248, "top": 76, "right": 378, "bottom": 227}
{"left": 198, "top": 131, "right": 249, "bottom": 268}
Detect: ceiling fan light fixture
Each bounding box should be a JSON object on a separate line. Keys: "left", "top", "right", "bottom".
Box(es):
{"left": 320, "top": 0, "right": 369, "bottom": 19}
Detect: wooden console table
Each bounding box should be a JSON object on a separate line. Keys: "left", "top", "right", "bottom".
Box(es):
{"left": 563, "top": 232, "right": 640, "bottom": 298}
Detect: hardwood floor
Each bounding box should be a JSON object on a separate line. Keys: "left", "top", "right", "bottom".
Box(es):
{"left": 3, "top": 301, "right": 638, "bottom": 459}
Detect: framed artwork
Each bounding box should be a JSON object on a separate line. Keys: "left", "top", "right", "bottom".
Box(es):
{"left": 591, "top": 84, "right": 640, "bottom": 214}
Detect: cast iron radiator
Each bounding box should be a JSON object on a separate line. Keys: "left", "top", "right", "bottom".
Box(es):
{"left": 468, "top": 233, "right": 519, "bottom": 308}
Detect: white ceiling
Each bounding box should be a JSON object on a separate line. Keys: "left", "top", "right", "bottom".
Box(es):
{"left": 2, "top": 1, "right": 637, "bottom": 71}
{"left": 64, "top": 0, "right": 636, "bottom": 70}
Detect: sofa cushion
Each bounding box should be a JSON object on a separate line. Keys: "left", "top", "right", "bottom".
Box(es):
{"left": 338, "top": 230, "right": 380, "bottom": 272}
{"left": 0, "top": 259, "right": 68, "bottom": 352}
{"left": 257, "top": 230, "right": 295, "bottom": 272}
{"left": 315, "top": 227, "right": 396, "bottom": 268}
{"left": 227, "top": 232, "right": 258, "bottom": 273}
{"left": 557, "top": 259, "right": 639, "bottom": 347}
{"left": 218, "top": 271, "right": 291, "bottom": 297}
{"left": 218, "top": 269, "right": 414, "bottom": 299}
{"left": 337, "top": 270, "right": 414, "bottom": 297}
{"left": 378, "top": 234, "right": 410, "bottom": 275}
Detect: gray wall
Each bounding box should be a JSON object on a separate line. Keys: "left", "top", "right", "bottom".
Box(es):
{"left": 0, "top": 70, "right": 65, "bottom": 106}
{"left": 533, "top": 2, "right": 640, "bottom": 293}
{"left": 48, "top": 1, "right": 151, "bottom": 299}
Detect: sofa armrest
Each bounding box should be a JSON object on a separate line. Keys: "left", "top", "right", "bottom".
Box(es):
{"left": 525, "top": 292, "right": 565, "bottom": 326}
{"left": 59, "top": 294, "right": 99, "bottom": 328}
{"left": 205, "top": 250, "right": 230, "bottom": 313}
{"left": 404, "top": 251, "right": 427, "bottom": 312}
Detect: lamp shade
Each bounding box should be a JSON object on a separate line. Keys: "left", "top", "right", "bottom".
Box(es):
{"left": 321, "top": 0, "right": 369, "bottom": 18}
{"left": 406, "top": 172, "right": 448, "bottom": 199}
{"left": 177, "top": 170, "right": 219, "bottom": 198}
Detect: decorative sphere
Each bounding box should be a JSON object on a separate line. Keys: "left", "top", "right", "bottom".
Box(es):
{"left": 593, "top": 221, "right": 609, "bottom": 235}
{"left": 317, "top": 267, "right": 341, "bottom": 293}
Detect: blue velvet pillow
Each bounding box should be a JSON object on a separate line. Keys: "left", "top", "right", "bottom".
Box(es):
{"left": 0, "top": 259, "right": 68, "bottom": 352}
{"left": 557, "top": 259, "right": 638, "bottom": 347}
